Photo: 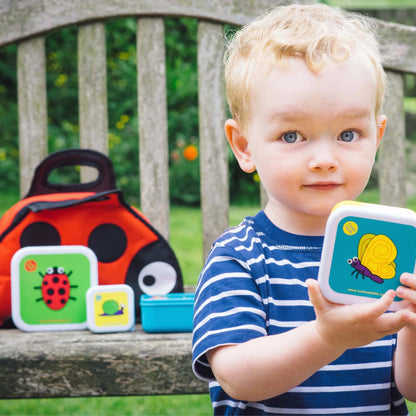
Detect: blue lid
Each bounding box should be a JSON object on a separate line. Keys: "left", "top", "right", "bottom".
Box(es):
{"left": 140, "top": 292, "right": 195, "bottom": 306}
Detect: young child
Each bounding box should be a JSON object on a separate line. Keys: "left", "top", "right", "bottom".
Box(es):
{"left": 192, "top": 3, "right": 416, "bottom": 415}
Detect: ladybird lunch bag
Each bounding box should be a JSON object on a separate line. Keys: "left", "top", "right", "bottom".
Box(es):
{"left": 0, "top": 149, "right": 183, "bottom": 327}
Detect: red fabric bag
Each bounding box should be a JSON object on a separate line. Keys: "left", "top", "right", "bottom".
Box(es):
{"left": 0, "top": 149, "right": 183, "bottom": 327}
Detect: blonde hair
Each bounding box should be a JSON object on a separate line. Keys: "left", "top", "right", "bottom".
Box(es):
{"left": 224, "top": 3, "right": 386, "bottom": 133}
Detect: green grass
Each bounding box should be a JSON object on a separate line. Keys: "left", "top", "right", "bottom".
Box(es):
{"left": 170, "top": 206, "right": 203, "bottom": 286}
{"left": 0, "top": 395, "right": 213, "bottom": 416}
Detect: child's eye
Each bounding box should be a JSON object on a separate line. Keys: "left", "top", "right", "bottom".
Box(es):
{"left": 339, "top": 130, "right": 358, "bottom": 142}
{"left": 280, "top": 131, "right": 302, "bottom": 143}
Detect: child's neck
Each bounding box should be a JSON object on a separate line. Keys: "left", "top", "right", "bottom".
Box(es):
{"left": 264, "top": 204, "right": 328, "bottom": 236}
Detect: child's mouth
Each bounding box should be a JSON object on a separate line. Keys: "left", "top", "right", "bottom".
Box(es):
{"left": 304, "top": 182, "right": 341, "bottom": 191}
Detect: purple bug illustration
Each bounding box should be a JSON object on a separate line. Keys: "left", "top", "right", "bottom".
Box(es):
{"left": 347, "top": 233, "right": 397, "bottom": 285}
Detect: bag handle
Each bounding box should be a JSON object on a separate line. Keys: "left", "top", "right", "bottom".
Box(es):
{"left": 25, "top": 149, "right": 118, "bottom": 197}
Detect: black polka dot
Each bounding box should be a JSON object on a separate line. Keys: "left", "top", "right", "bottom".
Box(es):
{"left": 88, "top": 224, "right": 127, "bottom": 263}
{"left": 20, "top": 222, "right": 61, "bottom": 247}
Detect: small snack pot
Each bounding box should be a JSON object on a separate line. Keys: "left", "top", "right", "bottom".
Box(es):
{"left": 140, "top": 293, "right": 195, "bottom": 333}
{"left": 86, "top": 284, "right": 135, "bottom": 333}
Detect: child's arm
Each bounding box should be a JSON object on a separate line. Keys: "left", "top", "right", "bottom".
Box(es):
{"left": 207, "top": 283, "right": 406, "bottom": 402}
{"left": 393, "top": 272, "right": 416, "bottom": 402}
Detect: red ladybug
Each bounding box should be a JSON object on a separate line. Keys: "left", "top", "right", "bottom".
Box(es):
{"left": 35, "top": 267, "right": 77, "bottom": 310}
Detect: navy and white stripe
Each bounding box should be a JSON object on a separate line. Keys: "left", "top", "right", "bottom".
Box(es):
{"left": 192, "top": 211, "right": 408, "bottom": 415}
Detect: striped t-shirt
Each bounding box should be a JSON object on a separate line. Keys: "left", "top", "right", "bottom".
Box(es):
{"left": 192, "top": 211, "right": 408, "bottom": 415}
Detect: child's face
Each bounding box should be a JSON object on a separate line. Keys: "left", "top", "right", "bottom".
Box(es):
{"left": 226, "top": 54, "right": 386, "bottom": 234}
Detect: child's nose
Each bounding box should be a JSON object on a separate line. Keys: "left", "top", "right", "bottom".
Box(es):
{"left": 308, "top": 142, "right": 339, "bottom": 172}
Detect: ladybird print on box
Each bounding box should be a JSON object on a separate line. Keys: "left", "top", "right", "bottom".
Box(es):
{"left": 318, "top": 201, "right": 416, "bottom": 311}
{"left": 11, "top": 245, "right": 98, "bottom": 331}
{"left": 37, "top": 266, "right": 78, "bottom": 310}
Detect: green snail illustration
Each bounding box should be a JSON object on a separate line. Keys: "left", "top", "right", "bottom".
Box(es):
{"left": 101, "top": 299, "right": 125, "bottom": 316}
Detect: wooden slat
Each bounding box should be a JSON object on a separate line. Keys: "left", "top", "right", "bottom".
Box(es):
{"left": 137, "top": 18, "right": 170, "bottom": 240}
{"left": 78, "top": 23, "right": 109, "bottom": 182}
{"left": 198, "top": 21, "right": 228, "bottom": 258}
{"left": 78, "top": 25, "right": 108, "bottom": 149}
{"left": 17, "top": 36, "right": 48, "bottom": 197}
{"left": 378, "top": 70, "right": 407, "bottom": 207}
{"left": 374, "top": 18, "right": 416, "bottom": 74}
{"left": 0, "top": 327, "right": 208, "bottom": 399}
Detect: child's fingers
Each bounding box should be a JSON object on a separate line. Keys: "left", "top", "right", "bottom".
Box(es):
{"left": 398, "top": 273, "right": 416, "bottom": 305}
{"left": 400, "top": 309, "right": 416, "bottom": 328}
{"left": 365, "top": 289, "right": 396, "bottom": 319}
{"left": 308, "top": 278, "right": 395, "bottom": 319}
{"left": 400, "top": 273, "right": 416, "bottom": 289}
{"left": 306, "top": 279, "right": 328, "bottom": 311}
{"left": 374, "top": 308, "right": 410, "bottom": 337}
{"left": 397, "top": 286, "right": 416, "bottom": 305}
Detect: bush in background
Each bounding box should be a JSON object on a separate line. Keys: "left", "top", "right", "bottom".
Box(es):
{"left": 0, "top": 18, "right": 262, "bottom": 206}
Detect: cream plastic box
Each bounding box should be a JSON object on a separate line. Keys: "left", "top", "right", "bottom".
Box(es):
{"left": 318, "top": 201, "right": 416, "bottom": 310}
{"left": 11, "top": 245, "right": 98, "bottom": 331}
{"left": 86, "top": 284, "right": 135, "bottom": 333}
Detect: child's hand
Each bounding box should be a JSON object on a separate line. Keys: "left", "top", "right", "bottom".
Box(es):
{"left": 396, "top": 273, "right": 416, "bottom": 328}
{"left": 392, "top": 273, "right": 416, "bottom": 401}
{"left": 306, "top": 279, "right": 407, "bottom": 352}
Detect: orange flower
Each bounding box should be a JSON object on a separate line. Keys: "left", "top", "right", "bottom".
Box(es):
{"left": 183, "top": 144, "right": 198, "bottom": 161}
{"left": 171, "top": 150, "right": 180, "bottom": 162}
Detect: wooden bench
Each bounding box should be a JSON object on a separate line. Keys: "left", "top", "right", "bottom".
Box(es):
{"left": 1, "top": 0, "right": 416, "bottom": 400}
{"left": 0, "top": 325, "right": 207, "bottom": 398}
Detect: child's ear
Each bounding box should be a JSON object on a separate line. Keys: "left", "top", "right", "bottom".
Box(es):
{"left": 376, "top": 115, "right": 387, "bottom": 148}
{"left": 225, "top": 119, "right": 256, "bottom": 173}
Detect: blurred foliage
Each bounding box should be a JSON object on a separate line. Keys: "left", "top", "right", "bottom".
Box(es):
{"left": 0, "top": 43, "right": 18, "bottom": 191}
{"left": 0, "top": 17, "right": 260, "bottom": 206}
{"left": 5, "top": 9, "right": 413, "bottom": 205}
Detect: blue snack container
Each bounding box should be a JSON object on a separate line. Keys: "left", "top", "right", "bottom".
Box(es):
{"left": 140, "top": 293, "right": 195, "bottom": 332}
